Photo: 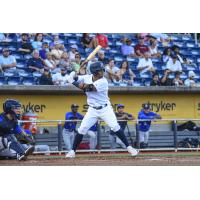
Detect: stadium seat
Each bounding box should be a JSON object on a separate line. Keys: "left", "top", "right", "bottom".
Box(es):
{"left": 22, "top": 77, "right": 35, "bottom": 85}
{"left": 7, "top": 76, "right": 21, "bottom": 85}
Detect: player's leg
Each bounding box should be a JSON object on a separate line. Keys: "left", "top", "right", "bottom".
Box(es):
{"left": 0, "top": 137, "right": 16, "bottom": 159}
{"left": 62, "top": 129, "right": 73, "bottom": 150}
{"left": 66, "top": 107, "right": 98, "bottom": 158}
{"left": 109, "top": 131, "right": 117, "bottom": 150}
{"left": 100, "top": 106, "right": 138, "bottom": 156}
{"left": 87, "top": 130, "right": 97, "bottom": 150}
{"left": 116, "top": 137, "right": 126, "bottom": 149}
{"left": 70, "top": 131, "right": 75, "bottom": 150}
{"left": 144, "top": 131, "right": 150, "bottom": 148}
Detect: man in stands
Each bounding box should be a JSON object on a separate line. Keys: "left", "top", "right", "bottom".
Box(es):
{"left": 0, "top": 48, "right": 17, "bottom": 72}
{"left": 17, "top": 33, "right": 33, "bottom": 55}
{"left": 97, "top": 50, "right": 108, "bottom": 64}
{"left": 160, "top": 69, "right": 173, "bottom": 86}
{"left": 121, "top": 38, "right": 135, "bottom": 57}
{"left": 165, "top": 54, "right": 182, "bottom": 73}
{"left": 52, "top": 67, "right": 69, "bottom": 86}
{"left": 134, "top": 36, "right": 149, "bottom": 57}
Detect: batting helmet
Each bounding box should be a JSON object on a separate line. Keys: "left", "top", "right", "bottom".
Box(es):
{"left": 90, "top": 62, "right": 104, "bottom": 75}
{"left": 3, "top": 99, "right": 22, "bottom": 119}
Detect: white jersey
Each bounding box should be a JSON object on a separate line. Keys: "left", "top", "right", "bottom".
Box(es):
{"left": 77, "top": 74, "right": 110, "bottom": 107}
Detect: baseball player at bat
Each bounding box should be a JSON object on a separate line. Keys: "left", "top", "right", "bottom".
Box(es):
{"left": 66, "top": 61, "right": 139, "bottom": 158}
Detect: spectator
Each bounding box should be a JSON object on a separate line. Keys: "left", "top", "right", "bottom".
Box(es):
{"left": 0, "top": 48, "right": 17, "bottom": 72}
{"left": 59, "top": 52, "right": 72, "bottom": 73}
{"left": 51, "top": 42, "right": 64, "bottom": 65}
{"left": 68, "top": 44, "right": 78, "bottom": 61}
{"left": 27, "top": 50, "right": 44, "bottom": 73}
{"left": 39, "top": 68, "right": 54, "bottom": 85}
{"left": 184, "top": 71, "right": 197, "bottom": 87}
{"left": 149, "top": 36, "right": 161, "bottom": 58}
{"left": 166, "top": 54, "right": 182, "bottom": 73}
{"left": 151, "top": 33, "right": 171, "bottom": 46}
{"left": 52, "top": 67, "right": 69, "bottom": 86}
{"left": 93, "top": 33, "right": 109, "bottom": 49}
{"left": 172, "top": 71, "right": 184, "bottom": 86}
{"left": 39, "top": 42, "right": 50, "bottom": 60}
{"left": 17, "top": 33, "right": 33, "bottom": 55}
{"left": 71, "top": 53, "right": 82, "bottom": 73}
{"left": 171, "top": 45, "right": 184, "bottom": 63}
{"left": 44, "top": 52, "right": 57, "bottom": 72}
{"left": 138, "top": 103, "right": 162, "bottom": 148}
{"left": 150, "top": 73, "right": 161, "bottom": 86}
{"left": 81, "top": 33, "right": 92, "bottom": 49}
{"left": 49, "top": 35, "right": 64, "bottom": 50}
{"left": 109, "top": 104, "right": 134, "bottom": 149}
{"left": 31, "top": 33, "right": 43, "bottom": 50}
{"left": 98, "top": 50, "right": 108, "bottom": 64}
{"left": 118, "top": 60, "right": 135, "bottom": 86}
{"left": 136, "top": 52, "right": 156, "bottom": 74}
{"left": 160, "top": 69, "right": 173, "bottom": 86}
{"left": 121, "top": 38, "right": 135, "bottom": 57}
{"left": 182, "top": 57, "right": 197, "bottom": 69}
{"left": 105, "top": 59, "right": 120, "bottom": 83}
{"left": 162, "top": 47, "right": 172, "bottom": 63}
{"left": 134, "top": 36, "right": 149, "bottom": 57}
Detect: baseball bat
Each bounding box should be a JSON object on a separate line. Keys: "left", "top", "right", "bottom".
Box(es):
{"left": 86, "top": 45, "right": 102, "bottom": 62}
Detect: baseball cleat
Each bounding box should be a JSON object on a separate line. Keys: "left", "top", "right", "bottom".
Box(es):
{"left": 24, "top": 146, "right": 35, "bottom": 156}
{"left": 66, "top": 150, "right": 75, "bottom": 158}
{"left": 17, "top": 154, "right": 27, "bottom": 161}
{"left": 127, "top": 146, "right": 139, "bottom": 157}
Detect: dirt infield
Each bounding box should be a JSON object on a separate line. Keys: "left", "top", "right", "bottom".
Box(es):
{"left": 1, "top": 151, "right": 200, "bottom": 166}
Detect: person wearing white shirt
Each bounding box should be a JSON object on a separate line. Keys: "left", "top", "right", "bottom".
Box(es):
{"left": 184, "top": 71, "right": 197, "bottom": 87}
{"left": 68, "top": 44, "right": 78, "bottom": 62}
{"left": 52, "top": 67, "right": 69, "bottom": 86}
{"left": 166, "top": 54, "right": 182, "bottom": 72}
{"left": 44, "top": 52, "right": 57, "bottom": 71}
{"left": 137, "top": 52, "right": 155, "bottom": 74}
{"left": 105, "top": 59, "right": 120, "bottom": 83}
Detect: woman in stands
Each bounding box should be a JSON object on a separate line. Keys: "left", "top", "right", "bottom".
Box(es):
{"left": 31, "top": 33, "right": 43, "bottom": 51}
{"left": 44, "top": 52, "right": 58, "bottom": 73}
{"left": 162, "top": 47, "right": 172, "bottom": 63}
{"left": 117, "top": 60, "right": 135, "bottom": 86}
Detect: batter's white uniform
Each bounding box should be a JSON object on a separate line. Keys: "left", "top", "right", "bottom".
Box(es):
{"left": 77, "top": 74, "right": 120, "bottom": 134}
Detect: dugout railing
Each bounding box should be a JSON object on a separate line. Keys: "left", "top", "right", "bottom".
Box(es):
{"left": 18, "top": 119, "right": 200, "bottom": 154}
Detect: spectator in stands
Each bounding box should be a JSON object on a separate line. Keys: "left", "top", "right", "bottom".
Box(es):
{"left": 91, "top": 33, "right": 109, "bottom": 49}
{"left": 27, "top": 50, "right": 44, "bottom": 73}
{"left": 52, "top": 67, "right": 69, "bottom": 86}
{"left": 149, "top": 36, "right": 161, "bottom": 58}
{"left": 109, "top": 104, "right": 134, "bottom": 149}
{"left": 31, "top": 33, "right": 43, "bottom": 50}
{"left": 171, "top": 45, "right": 184, "bottom": 63}
{"left": 184, "top": 71, "right": 197, "bottom": 87}
{"left": 160, "top": 69, "right": 173, "bottom": 86}
{"left": 121, "top": 38, "right": 135, "bottom": 57}
{"left": 44, "top": 52, "right": 57, "bottom": 72}
{"left": 105, "top": 59, "right": 120, "bottom": 84}
{"left": 39, "top": 68, "right": 53, "bottom": 85}
{"left": 118, "top": 60, "right": 135, "bottom": 86}
{"left": 51, "top": 42, "right": 64, "bottom": 65}
{"left": 71, "top": 53, "right": 82, "bottom": 73}
{"left": 182, "top": 57, "right": 197, "bottom": 69}
{"left": 81, "top": 33, "right": 92, "bottom": 49}
{"left": 59, "top": 52, "right": 72, "bottom": 73}
{"left": 97, "top": 50, "right": 108, "bottom": 64}
{"left": 136, "top": 52, "right": 156, "bottom": 75}
{"left": 0, "top": 48, "right": 17, "bottom": 72}
{"left": 150, "top": 73, "right": 161, "bottom": 86}
{"left": 39, "top": 42, "right": 50, "bottom": 60}
{"left": 172, "top": 71, "right": 184, "bottom": 86}
{"left": 134, "top": 36, "right": 149, "bottom": 57}
{"left": 49, "top": 35, "right": 64, "bottom": 50}
{"left": 166, "top": 54, "right": 182, "bottom": 73}
{"left": 162, "top": 47, "right": 172, "bottom": 63}
{"left": 17, "top": 33, "right": 33, "bottom": 55}
{"left": 138, "top": 103, "right": 162, "bottom": 148}
{"left": 68, "top": 44, "right": 78, "bottom": 61}
{"left": 150, "top": 33, "right": 171, "bottom": 46}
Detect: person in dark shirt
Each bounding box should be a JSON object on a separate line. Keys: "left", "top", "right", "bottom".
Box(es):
{"left": 109, "top": 104, "right": 134, "bottom": 149}
{"left": 134, "top": 36, "right": 149, "bottom": 57}
{"left": 18, "top": 33, "right": 33, "bottom": 55}
{"left": 160, "top": 69, "right": 173, "bottom": 86}
{"left": 27, "top": 50, "right": 44, "bottom": 73}
{"left": 81, "top": 33, "right": 92, "bottom": 49}
{"left": 150, "top": 73, "right": 161, "bottom": 86}
{"left": 39, "top": 42, "right": 50, "bottom": 60}
{"left": 97, "top": 50, "right": 108, "bottom": 65}
{"left": 39, "top": 68, "right": 53, "bottom": 85}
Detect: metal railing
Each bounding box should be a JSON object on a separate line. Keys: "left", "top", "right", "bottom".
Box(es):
{"left": 18, "top": 118, "right": 200, "bottom": 154}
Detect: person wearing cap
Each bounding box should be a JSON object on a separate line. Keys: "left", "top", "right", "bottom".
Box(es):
{"left": 52, "top": 67, "right": 69, "bottom": 86}
{"left": 165, "top": 53, "right": 182, "bottom": 73}
{"left": 184, "top": 71, "right": 197, "bottom": 87}
{"left": 39, "top": 67, "right": 53, "bottom": 85}
{"left": 121, "top": 38, "right": 135, "bottom": 57}
{"left": 109, "top": 104, "right": 134, "bottom": 150}
{"left": 134, "top": 36, "right": 149, "bottom": 57}
{"left": 62, "top": 104, "right": 97, "bottom": 151}
{"left": 68, "top": 44, "right": 79, "bottom": 62}
{"left": 136, "top": 51, "right": 156, "bottom": 75}
{"left": 17, "top": 33, "right": 33, "bottom": 55}
{"left": 0, "top": 48, "right": 17, "bottom": 72}
{"left": 138, "top": 104, "right": 162, "bottom": 148}
{"left": 172, "top": 71, "right": 183, "bottom": 86}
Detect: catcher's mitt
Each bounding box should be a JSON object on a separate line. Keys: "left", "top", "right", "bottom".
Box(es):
{"left": 16, "top": 132, "right": 35, "bottom": 145}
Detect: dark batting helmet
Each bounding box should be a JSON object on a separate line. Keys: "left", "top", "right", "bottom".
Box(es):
{"left": 90, "top": 62, "right": 104, "bottom": 75}
{"left": 3, "top": 99, "right": 22, "bottom": 119}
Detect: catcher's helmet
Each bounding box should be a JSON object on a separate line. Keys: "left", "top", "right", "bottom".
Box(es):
{"left": 90, "top": 62, "right": 104, "bottom": 75}
{"left": 3, "top": 99, "right": 22, "bottom": 119}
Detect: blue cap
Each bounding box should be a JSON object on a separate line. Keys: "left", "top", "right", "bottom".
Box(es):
{"left": 117, "top": 104, "right": 125, "bottom": 109}
{"left": 143, "top": 103, "right": 150, "bottom": 110}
